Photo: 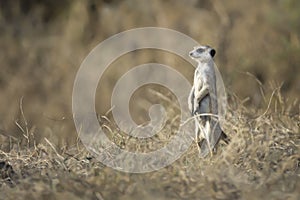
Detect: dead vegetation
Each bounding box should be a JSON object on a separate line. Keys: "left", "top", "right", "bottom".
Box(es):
{"left": 0, "top": 88, "right": 299, "bottom": 199}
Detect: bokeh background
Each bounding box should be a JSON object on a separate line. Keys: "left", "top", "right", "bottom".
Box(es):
{"left": 0, "top": 0, "right": 299, "bottom": 147}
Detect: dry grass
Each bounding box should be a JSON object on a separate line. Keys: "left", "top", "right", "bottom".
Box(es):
{"left": 0, "top": 90, "right": 299, "bottom": 200}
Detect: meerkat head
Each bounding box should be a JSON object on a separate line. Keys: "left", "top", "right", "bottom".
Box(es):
{"left": 189, "top": 45, "right": 216, "bottom": 62}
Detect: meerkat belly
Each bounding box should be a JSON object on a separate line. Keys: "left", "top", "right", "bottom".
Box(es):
{"left": 198, "top": 94, "right": 210, "bottom": 121}
{"left": 193, "top": 72, "right": 202, "bottom": 92}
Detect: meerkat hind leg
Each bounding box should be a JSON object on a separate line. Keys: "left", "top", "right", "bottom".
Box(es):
{"left": 199, "top": 139, "right": 210, "bottom": 158}
{"left": 205, "top": 120, "right": 214, "bottom": 156}
{"left": 195, "top": 117, "right": 208, "bottom": 157}
{"left": 194, "top": 120, "right": 202, "bottom": 155}
{"left": 198, "top": 120, "right": 212, "bottom": 158}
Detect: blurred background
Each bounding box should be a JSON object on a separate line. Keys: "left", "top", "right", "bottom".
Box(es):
{"left": 0, "top": 0, "right": 299, "bottom": 147}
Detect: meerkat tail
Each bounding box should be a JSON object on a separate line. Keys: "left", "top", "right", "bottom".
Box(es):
{"left": 220, "top": 131, "right": 230, "bottom": 144}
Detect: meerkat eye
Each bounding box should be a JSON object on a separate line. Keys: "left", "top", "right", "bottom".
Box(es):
{"left": 210, "top": 49, "right": 216, "bottom": 57}
{"left": 196, "top": 48, "right": 205, "bottom": 53}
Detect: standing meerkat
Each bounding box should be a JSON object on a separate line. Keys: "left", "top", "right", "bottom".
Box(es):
{"left": 188, "top": 45, "right": 227, "bottom": 157}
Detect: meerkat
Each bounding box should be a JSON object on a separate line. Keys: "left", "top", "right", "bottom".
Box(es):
{"left": 188, "top": 45, "right": 227, "bottom": 157}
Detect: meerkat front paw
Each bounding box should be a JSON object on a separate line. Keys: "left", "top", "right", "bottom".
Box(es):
{"left": 193, "top": 104, "right": 199, "bottom": 115}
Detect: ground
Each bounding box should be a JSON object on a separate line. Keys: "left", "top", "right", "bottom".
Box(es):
{"left": 0, "top": 94, "right": 299, "bottom": 200}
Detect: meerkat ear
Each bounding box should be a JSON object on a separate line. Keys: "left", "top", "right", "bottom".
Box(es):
{"left": 210, "top": 49, "right": 216, "bottom": 58}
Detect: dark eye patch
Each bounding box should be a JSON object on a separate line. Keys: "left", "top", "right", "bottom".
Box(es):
{"left": 210, "top": 49, "right": 216, "bottom": 57}
{"left": 196, "top": 48, "right": 205, "bottom": 53}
